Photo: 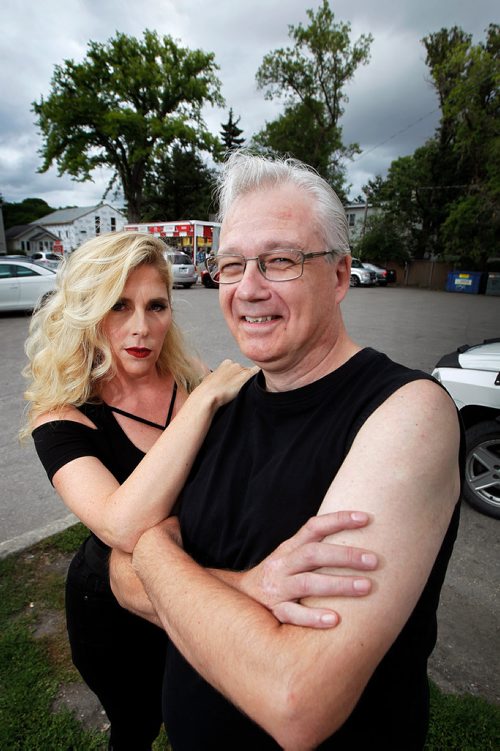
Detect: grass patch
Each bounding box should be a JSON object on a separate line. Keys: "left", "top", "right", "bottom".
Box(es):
{"left": 1, "top": 523, "right": 498, "bottom": 750}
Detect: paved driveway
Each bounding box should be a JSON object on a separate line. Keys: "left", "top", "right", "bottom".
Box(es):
{"left": 1, "top": 285, "right": 499, "bottom": 702}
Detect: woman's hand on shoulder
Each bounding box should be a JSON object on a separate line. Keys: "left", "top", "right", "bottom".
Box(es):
{"left": 33, "top": 405, "right": 96, "bottom": 430}
{"left": 191, "top": 360, "right": 259, "bottom": 411}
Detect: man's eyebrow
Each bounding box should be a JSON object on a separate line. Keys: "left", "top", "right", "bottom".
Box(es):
{"left": 219, "top": 241, "right": 306, "bottom": 253}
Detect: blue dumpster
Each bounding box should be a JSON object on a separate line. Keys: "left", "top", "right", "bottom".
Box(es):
{"left": 446, "top": 271, "right": 484, "bottom": 294}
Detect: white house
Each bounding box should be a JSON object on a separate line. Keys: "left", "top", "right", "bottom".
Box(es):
{"left": 35, "top": 203, "right": 127, "bottom": 253}
{"left": 344, "top": 203, "right": 381, "bottom": 246}
{"left": 5, "top": 224, "right": 60, "bottom": 254}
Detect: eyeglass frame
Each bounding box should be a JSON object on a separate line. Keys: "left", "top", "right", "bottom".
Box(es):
{"left": 205, "top": 249, "right": 337, "bottom": 284}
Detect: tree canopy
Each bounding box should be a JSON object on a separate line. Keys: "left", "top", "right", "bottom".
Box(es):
{"left": 33, "top": 30, "right": 224, "bottom": 221}
{"left": 254, "top": 0, "right": 372, "bottom": 195}
{"left": 1, "top": 197, "right": 56, "bottom": 229}
{"left": 141, "top": 145, "right": 216, "bottom": 221}
{"left": 358, "top": 24, "right": 499, "bottom": 268}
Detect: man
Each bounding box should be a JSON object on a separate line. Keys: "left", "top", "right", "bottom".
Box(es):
{"left": 112, "top": 152, "right": 462, "bottom": 749}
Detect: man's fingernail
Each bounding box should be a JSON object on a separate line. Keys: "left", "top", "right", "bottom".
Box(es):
{"left": 320, "top": 613, "right": 338, "bottom": 625}
{"left": 350, "top": 512, "right": 368, "bottom": 522}
{"left": 353, "top": 579, "right": 371, "bottom": 593}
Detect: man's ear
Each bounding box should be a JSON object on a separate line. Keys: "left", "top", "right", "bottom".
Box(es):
{"left": 334, "top": 255, "right": 352, "bottom": 303}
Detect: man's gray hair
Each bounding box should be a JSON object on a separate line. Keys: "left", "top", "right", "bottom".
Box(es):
{"left": 215, "top": 151, "right": 350, "bottom": 258}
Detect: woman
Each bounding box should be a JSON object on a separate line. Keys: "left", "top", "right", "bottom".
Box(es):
{"left": 23, "top": 232, "right": 377, "bottom": 750}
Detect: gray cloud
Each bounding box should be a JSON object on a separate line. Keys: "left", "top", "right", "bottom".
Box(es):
{"left": 1, "top": 0, "right": 497, "bottom": 206}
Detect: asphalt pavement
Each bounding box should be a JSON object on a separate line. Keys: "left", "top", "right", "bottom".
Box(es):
{"left": 0, "top": 283, "right": 499, "bottom": 702}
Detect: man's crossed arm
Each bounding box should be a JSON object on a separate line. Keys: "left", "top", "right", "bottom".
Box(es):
{"left": 113, "top": 380, "right": 460, "bottom": 750}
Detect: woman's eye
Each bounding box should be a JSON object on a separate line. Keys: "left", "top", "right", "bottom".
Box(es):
{"left": 150, "top": 302, "right": 168, "bottom": 312}
{"left": 110, "top": 301, "right": 126, "bottom": 312}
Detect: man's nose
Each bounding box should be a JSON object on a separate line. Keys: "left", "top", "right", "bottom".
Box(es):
{"left": 235, "top": 258, "right": 270, "bottom": 299}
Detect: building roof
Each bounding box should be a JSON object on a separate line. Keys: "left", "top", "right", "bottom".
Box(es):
{"left": 5, "top": 224, "right": 59, "bottom": 240}
{"left": 36, "top": 203, "right": 125, "bottom": 225}
{"left": 35, "top": 205, "right": 104, "bottom": 225}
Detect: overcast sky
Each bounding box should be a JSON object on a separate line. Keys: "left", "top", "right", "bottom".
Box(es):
{"left": 1, "top": 0, "right": 497, "bottom": 211}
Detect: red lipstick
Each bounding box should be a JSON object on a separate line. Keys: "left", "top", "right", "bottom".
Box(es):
{"left": 125, "top": 347, "right": 151, "bottom": 359}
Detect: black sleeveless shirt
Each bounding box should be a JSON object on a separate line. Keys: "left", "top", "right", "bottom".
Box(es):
{"left": 164, "top": 348, "right": 462, "bottom": 750}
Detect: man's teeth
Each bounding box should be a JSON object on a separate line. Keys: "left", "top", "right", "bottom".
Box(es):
{"left": 244, "top": 316, "right": 275, "bottom": 323}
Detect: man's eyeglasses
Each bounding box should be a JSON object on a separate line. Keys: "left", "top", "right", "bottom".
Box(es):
{"left": 205, "top": 249, "right": 336, "bottom": 284}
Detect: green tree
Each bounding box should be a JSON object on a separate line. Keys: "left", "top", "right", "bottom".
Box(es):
{"left": 365, "top": 25, "right": 499, "bottom": 268}
{"left": 254, "top": 0, "right": 372, "bottom": 194}
{"left": 33, "top": 30, "right": 224, "bottom": 221}
{"left": 251, "top": 101, "right": 348, "bottom": 201}
{"left": 1, "top": 198, "right": 56, "bottom": 229}
{"left": 355, "top": 214, "right": 410, "bottom": 265}
{"left": 219, "top": 108, "right": 245, "bottom": 154}
{"left": 422, "top": 24, "right": 499, "bottom": 265}
{"left": 141, "top": 146, "right": 216, "bottom": 221}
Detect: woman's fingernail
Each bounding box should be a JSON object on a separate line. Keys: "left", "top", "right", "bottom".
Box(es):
{"left": 361, "top": 553, "right": 377, "bottom": 567}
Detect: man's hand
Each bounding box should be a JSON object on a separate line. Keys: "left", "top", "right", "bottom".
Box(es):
{"left": 225, "top": 511, "right": 378, "bottom": 628}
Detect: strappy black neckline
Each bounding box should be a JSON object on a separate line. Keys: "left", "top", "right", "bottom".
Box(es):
{"left": 108, "top": 382, "right": 178, "bottom": 430}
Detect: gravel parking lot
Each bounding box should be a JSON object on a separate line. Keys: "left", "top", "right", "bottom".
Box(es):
{"left": 1, "top": 284, "right": 499, "bottom": 703}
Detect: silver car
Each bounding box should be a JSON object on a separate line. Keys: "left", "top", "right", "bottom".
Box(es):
{"left": 165, "top": 252, "right": 198, "bottom": 288}
{"left": 0, "top": 257, "right": 57, "bottom": 312}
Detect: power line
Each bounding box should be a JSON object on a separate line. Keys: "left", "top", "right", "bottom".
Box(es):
{"left": 351, "top": 108, "right": 440, "bottom": 163}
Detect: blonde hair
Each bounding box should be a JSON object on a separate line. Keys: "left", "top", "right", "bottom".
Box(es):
{"left": 22, "top": 231, "right": 203, "bottom": 437}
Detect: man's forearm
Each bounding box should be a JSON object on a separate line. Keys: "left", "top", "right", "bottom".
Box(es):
{"left": 132, "top": 524, "right": 364, "bottom": 750}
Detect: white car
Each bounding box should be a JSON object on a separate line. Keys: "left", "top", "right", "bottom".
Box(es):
{"left": 432, "top": 339, "right": 500, "bottom": 518}
{"left": 350, "top": 258, "right": 376, "bottom": 287}
{"left": 165, "top": 252, "right": 198, "bottom": 288}
{"left": 0, "top": 257, "right": 57, "bottom": 312}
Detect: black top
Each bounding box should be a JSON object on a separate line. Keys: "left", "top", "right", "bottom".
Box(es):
{"left": 164, "top": 348, "right": 462, "bottom": 750}
{"left": 32, "top": 396, "right": 177, "bottom": 571}
{"left": 33, "top": 402, "right": 145, "bottom": 487}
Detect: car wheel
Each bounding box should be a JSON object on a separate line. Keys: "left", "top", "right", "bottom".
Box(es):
{"left": 182, "top": 283, "right": 193, "bottom": 289}
{"left": 378, "top": 281, "right": 387, "bottom": 287}
{"left": 350, "top": 275, "right": 360, "bottom": 287}
{"left": 463, "top": 420, "right": 500, "bottom": 518}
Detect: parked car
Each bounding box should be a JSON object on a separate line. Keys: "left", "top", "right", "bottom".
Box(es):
{"left": 350, "top": 258, "right": 376, "bottom": 287}
{"left": 0, "top": 257, "right": 57, "bottom": 312}
{"left": 432, "top": 339, "right": 500, "bottom": 518}
{"left": 201, "top": 268, "right": 219, "bottom": 289}
{"left": 362, "top": 262, "right": 396, "bottom": 286}
{"left": 164, "top": 252, "right": 198, "bottom": 288}
{"left": 29, "top": 251, "right": 63, "bottom": 270}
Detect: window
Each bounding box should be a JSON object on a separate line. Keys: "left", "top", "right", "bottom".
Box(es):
{"left": 95, "top": 216, "right": 101, "bottom": 235}
{"left": 110, "top": 217, "right": 116, "bottom": 232}
{"left": 15, "top": 264, "right": 41, "bottom": 277}
{"left": 0, "top": 264, "right": 15, "bottom": 279}
{"left": 21, "top": 241, "right": 25, "bottom": 251}
{"left": 348, "top": 213, "right": 355, "bottom": 227}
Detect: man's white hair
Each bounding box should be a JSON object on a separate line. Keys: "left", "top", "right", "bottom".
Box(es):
{"left": 215, "top": 151, "right": 350, "bottom": 258}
